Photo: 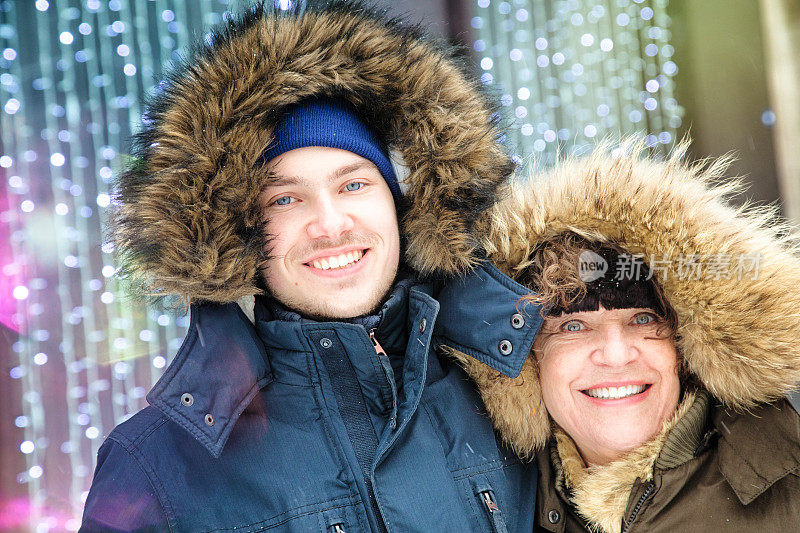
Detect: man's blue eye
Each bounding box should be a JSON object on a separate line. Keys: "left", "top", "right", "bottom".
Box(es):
{"left": 274, "top": 196, "right": 294, "bottom": 206}
{"left": 563, "top": 321, "right": 584, "bottom": 332}
{"left": 344, "top": 182, "right": 364, "bottom": 192}
{"left": 634, "top": 313, "right": 655, "bottom": 325}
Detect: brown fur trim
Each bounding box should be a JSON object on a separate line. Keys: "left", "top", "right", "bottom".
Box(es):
{"left": 474, "top": 140, "right": 800, "bottom": 446}
{"left": 112, "top": 1, "right": 514, "bottom": 304}
{"left": 555, "top": 391, "right": 697, "bottom": 533}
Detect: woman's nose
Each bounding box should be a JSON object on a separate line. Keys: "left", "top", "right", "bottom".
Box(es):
{"left": 592, "top": 326, "right": 638, "bottom": 367}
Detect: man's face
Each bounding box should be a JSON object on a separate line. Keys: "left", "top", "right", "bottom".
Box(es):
{"left": 259, "top": 146, "right": 400, "bottom": 319}
{"left": 533, "top": 306, "right": 681, "bottom": 466}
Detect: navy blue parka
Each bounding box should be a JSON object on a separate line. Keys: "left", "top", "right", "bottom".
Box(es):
{"left": 81, "top": 265, "right": 542, "bottom": 531}
{"left": 81, "top": 2, "right": 543, "bottom": 531}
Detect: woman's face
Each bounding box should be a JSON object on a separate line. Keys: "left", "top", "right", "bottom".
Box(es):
{"left": 534, "top": 306, "right": 681, "bottom": 466}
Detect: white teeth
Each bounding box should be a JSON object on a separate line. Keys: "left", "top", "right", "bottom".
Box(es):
{"left": 310, "top": 250, "right": 364, "bottom": 270}
{"left": 583, "top": 384, "right": 647, "bottom": 400}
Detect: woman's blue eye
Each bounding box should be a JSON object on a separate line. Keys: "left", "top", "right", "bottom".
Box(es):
{"left": 563, "top": 320, "right": 584, "bottom": 332}
{"left": 274, "top": 196, "right": 295, "bottom": 206}
{"left": 634, "top": 313, "right": 655, "bottom": 325}
{"left": 344, "top": 182, "right": 364, "bottom": 192}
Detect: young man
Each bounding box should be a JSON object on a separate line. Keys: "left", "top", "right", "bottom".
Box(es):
{"left": 80, "top": 3, "right": 541, "bottom": 531}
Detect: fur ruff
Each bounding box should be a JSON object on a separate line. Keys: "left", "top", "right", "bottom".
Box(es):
{"left": 449, "top": 141, "right": 800, "bottom": 460}
{"left": 555, "top": 391, "right": 697, "bottom": 533}
{"left": 112, "top": 0, "right": 514, "bottom": 304}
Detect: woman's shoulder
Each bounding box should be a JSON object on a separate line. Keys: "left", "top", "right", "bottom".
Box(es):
{"left": 711, "top": 397, "right": 800, "bottom": 505}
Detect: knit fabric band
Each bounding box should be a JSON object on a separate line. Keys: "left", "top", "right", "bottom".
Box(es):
{"left": 262, "top": 97, "right": 401, "bottom": 204}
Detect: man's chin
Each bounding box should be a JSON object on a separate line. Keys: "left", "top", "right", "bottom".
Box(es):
{"left": 276, "top": 288, "right": 389, "bottom": 322}
{"left": 266, "top": 263, "right": 400, "bottom": 322}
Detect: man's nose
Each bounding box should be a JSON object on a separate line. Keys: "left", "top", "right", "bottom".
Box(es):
{"left": 592, "top": 325, "right": 638, "bottom": 367}
{"left": 307, "top": 196, "right": 354, "bottom": 240}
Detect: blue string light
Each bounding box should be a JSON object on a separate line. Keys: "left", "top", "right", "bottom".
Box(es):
{"left": 0, "top": 1, "right": 229, "bottom": 529}
{"left": 471, "top": 0, "right": 682, "bottom": 168}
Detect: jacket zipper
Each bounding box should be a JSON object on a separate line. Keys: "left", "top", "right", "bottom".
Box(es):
{"left": 621, "top": 481, "right": 655, "bottom": 533}
{"left": 369, "top": 329, "right": 398, "bottom": 429}
{"left": 316, "top": 329, "right": 388, "bottom": 533}
{"left": 479, "top": 490, "right": 509, "bottom": 533}
{"left": 362, "top": 328, "right": 391, "bottom": 533}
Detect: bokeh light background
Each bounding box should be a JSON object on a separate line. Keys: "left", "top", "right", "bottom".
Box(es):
{"left": 472, "top": 0, "right": 681, "bottom": 166}
{"left": 0, "top": 0, "right": 794, "bottom": 530}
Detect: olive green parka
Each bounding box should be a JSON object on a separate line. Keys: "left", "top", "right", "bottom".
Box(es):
{"left": 448, "top": 144, "right": 800, "bottom": 532}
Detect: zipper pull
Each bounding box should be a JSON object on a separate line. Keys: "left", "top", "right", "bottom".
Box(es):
{"left": 369, "top": 328, "right": 387, "bottom": 357}
{"left": 480, "top": 491, "right": 509, "bottom": 533}
{"left": 482, "top": 491, "right": 499, "bottom": 511}
{"left": 331, "top": 524, "right": 346, "bottom": 533}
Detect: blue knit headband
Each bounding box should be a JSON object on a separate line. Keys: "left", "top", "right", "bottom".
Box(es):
{"left": 262, "top": 97, "right": 402, "bottom": 204}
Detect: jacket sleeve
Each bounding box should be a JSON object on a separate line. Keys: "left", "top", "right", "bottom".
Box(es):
{"left": 80, "top": 438, "right": 171, "bottom": 532}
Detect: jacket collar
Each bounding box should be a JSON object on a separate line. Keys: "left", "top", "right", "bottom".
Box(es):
{"left": 715, "top": 398, "right": 800, "bottom": 505}
{"left": 255, "top": 274, "right": 415, "bottom": 356}
{"left": 251, "top": 279, "right": 416, "bottom": 403}
{"left": 146, "top": 303, "right": 271, "bottom": 458}
{"left": 654, "top": 389, "right": 712, "bottom": 470}
{"left": 146, "top": 279, "right": 423, "bottom": 458}
{"left": 433, "top": 261, "right": 544, "bottom": 378}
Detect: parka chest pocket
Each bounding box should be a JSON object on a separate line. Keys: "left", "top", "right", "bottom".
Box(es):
{"left": 450, "top": 466, "right": 514, "bottom": 533}
{"left": 421, "top": 372, "right": 517, "bottom": 532}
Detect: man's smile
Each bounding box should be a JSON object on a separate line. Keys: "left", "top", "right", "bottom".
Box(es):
{"left": 307, "top": 249, "right": 366, "bottom": 270}
{"left": 297, "top": 244, "right": 374, "bottom": 280}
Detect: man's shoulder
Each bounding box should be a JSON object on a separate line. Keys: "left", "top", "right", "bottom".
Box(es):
{"left": 82, "top": 407, "right": 176, "bottom": 531}
{"left": 105, "top": 405, "right": 170, "bottom": 451}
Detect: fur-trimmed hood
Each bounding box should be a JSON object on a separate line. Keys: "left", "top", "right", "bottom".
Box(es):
{"left": 450, "top": 142, "right": 800, "bottom": 460}
{"left": 112, "top": 0, "right": 513, "bottom": 304}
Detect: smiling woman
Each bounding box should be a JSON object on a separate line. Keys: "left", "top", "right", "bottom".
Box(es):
{"left": 526, "top": 236, "right": 682, "bottom": 467}
{"left": 448, "top": 143, "right": 800, "bottom": 533}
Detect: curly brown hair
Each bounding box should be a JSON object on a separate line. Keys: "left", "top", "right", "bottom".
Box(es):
{"left": 517, "top": 232, "right": 678, "bottom": 338}
{"left": 516, "top": 232, "right": 699, "bottom": 388}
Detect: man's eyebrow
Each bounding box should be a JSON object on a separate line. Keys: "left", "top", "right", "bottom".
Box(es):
{"left": 266, "top": 174, "right": 306, "bottom": 187}
{"left": 329, "top": 161, "right": 375, "bottom": 182}
{"left": 266, "top": 161, "right": 377, "bottom": 188}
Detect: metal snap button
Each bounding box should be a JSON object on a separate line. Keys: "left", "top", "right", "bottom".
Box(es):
{"left": 204, "top": 414, "right": 214, "bottom": 426}
{"left": 548, "top": 509, "right": 560, "bottom": 524}
{"left": 419, "top": 318, "right": 426, "bottom": 334}
{"left": 181, "top": 393, "right": 194, "bottom": 406}
{"left": 499, "top": 339, "right": 513, "bottom": 356}
{"left": 320, "top": 337, "right": 332, "bottom": 349}
{"left": 511, "top": 313, "right": 525, "bottom": 329}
